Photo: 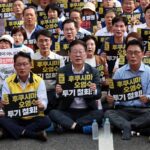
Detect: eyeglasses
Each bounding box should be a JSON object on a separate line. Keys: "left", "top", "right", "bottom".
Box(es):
{"left": 126, "top": 51, "right": 142, "bottom": 56}
{"left": 15, "top": 63, "right": 30, "bottom": 67}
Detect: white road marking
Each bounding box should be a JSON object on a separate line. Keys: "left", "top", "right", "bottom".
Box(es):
{"left": 98, "top": 128, "right": 114, "bottom": 150}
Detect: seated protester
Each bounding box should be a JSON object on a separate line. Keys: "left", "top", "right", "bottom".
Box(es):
{"left": 95, "top": 10, "right": 116, "bottom": 36}
{"left": 8, "top": 0, "right": 25, "bottom": 20}
{"left": 69, "top": 9, "right": 91, "bottom": 39}
{"left": 49, "top": 40, "right": 103, "bottom": 133}
{"left": 131, "top": 4, "right": 150, "bottom": 32}
{"left": 105, "top": 40, "right": 150, "bottom": 140}
{"left": 32, "top": 29, "right": 65, "bottom": 113}
{"left": 0, "top": 51, "right": 51, "bottom": 141}
{"left": 44, "top": 3, "right": 63, "bottom": 35}
{"left": 83, "top": 35, "right": 109, "bottom": 88}
{"left": 11, "top": 27, "right": 34, "bottom": 55}
{"left": 134, "top": 0, "right": 150, "bottom": 23}
{"left": 113, "top": 32, "right": 142, "bottom": 73}
{"left": 0, "top": 34, "right": 14, "bottom": 49}
{"left": 22, "top": 6, "right": 43, "bottom": 40}
{"left": 100, "top": 16, "right": 127, "bottom": 77}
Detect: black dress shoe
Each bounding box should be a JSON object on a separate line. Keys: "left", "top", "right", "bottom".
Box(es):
{"left": 36, "top": 131, "right": 48, "bottom": 142}
{"left": 55, "top": 124, "right": 64, "bottom": 134}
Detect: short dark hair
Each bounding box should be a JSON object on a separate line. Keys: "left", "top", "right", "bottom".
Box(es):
{"left": 69, "top": 9, "right": 82, "bottom": 19}
{"left": 23, "top": 6, "right": 37, "bottom": 16}
{"left": 83, "top": 35, "right": 97, "bottom": 44}
{"left": 105, "top": 9, "right": 116, "bottom": 17}
{"left": 125, "top": 39, "right": 143, "bottom": 52}
{"left": 11, "top": 27, "right": 27, "bottom": 40}
{"left": 144, "top": 3, "right": 150, "bottom": 14}
{"left": 69, "top": 40, "right": 87, "bottom": 52}
{"left": 14, "top": 51, "right": 32, "bottom": 63}
{"left": 125, "top": 32, "right": 142, "bottom": 44}
{"left": 35, "top": 29, "right": 52, "bottom": 41}
{"left": 45, "top": 3, "right": 62, "bottom": 17}
{"left": 62, "top": 19, "right": 78, "bottom": 30}
{"left": 112, "top": 16, "right": 128, "bottom": 26}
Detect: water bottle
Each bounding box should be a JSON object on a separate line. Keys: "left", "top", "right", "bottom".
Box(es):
{"left": 92, "top": 119, "right": 99, "bottom": 140}
{"left": 104, "top": 118, "right": 111, "bottom": 137}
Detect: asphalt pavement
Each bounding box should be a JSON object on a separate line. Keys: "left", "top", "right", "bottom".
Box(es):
{"left": 0, "top": 132, "right": 149, "bottom": 150}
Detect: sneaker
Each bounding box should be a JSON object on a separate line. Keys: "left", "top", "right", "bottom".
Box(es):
{"left": 83, "top": 125, "right": 92, "bottom": 134}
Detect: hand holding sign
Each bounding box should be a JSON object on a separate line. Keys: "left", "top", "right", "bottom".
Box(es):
{"left": 140, "top": 95, "right": 149, "bottom": 104}
{"left": 56, "top": 84, "right": 63, "bottom": 95}
{"left": 1, "top": 94, "right": 9, "bottom": 107}
{"left": 90, "top": 83, "right": 96, "bottom": 92}
{"left": 34, "top": 100, "right": 45, "bottom": 111}
{"left": 106, "top": 95, "right": 114, "bottom": 107}
{"left": 0, "top": 99, "right": 9, "bottom": 107}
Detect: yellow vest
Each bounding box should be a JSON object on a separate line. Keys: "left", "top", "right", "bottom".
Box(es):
{"left": 6, "top": 73, "right": 45, "bottom": 119}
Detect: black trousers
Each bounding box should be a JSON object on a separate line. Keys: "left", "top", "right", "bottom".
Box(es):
{"left": 0, "top": 116, "right": 51, "bottom": 139}
{"left": 49, "top": 108, "right": 103, "bottom": 129}
{"left": 105, "top": 108, "right": 150, "bottom": 130}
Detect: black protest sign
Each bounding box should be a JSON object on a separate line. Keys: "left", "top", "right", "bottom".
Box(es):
{"left": 57, "top": 73, "right": 96, "bottom": 98}
{"left": 54, "top": 42, "right": 70, "bottom": 65}
{"left": 3, "top": 91, "right": 38, "bottom": 118}
{"left": 38, "top": 19, "right": 60, "bottom": 34}
{"left": 5, "top": 20, "right": 23, "bottom": 33}
{"left": 122, "top": 13, "right": 141, "bottom": 25}
{"left": 104, "top": 42, "right": 126, "bottom": 57}
{"left": 0, "top": 3, "right": 12, "bottom": 19}
{"left": 32, "top": 59, "right": 60, "bottom": 80}
{"left": 108, "top": 76, "right": 143, "bottom": 101}
{"left": 96, "top": 64, "right": 105, "bottom": 80}
{"left": 37, "top": 11, "right": 47, "bottom": 21}
{"left": 137, "top": 28, "right": 150, "bottom": 52}
{"left": 143, "top": 57, "right": 150, "bottom": 66}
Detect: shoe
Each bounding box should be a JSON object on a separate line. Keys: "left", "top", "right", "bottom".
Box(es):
{"left": 46, "top": 123, "right": 55, "bottom": 133}
{"left": 55, "top": 124, "right": 64, "bottom": 134}
{"left": 0, "top": 128, "right": 3, "bottom": 139}
{"left": 0, "top": 128, "right": 6, "bottom": 140}
{"left": 36, "top": 131, "right": 48, "bottom": 142}
{"left": 122, "top": 128, "right": 131, "bottom": 140}
{"left": 83, "top": 125, "right": 92, "bottom": 134}
{"left": 0, "top": 109, "right": 5, "bottom": 117}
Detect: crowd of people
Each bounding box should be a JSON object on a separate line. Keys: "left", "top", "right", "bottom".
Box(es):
{"left": 0, "top": 0, "right": 150, "bottom": 143}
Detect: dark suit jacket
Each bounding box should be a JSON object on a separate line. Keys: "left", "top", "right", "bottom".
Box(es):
{"left": 56, "top": 63, "right": 101, "bottom": 110}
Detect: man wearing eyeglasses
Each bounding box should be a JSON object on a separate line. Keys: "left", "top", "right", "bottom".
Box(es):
{"left": 0, "top": 51, "right": 51, "bottom": 141}
{"left": 49, "top": 40, "right": 103, "bottom": 134}
{"left": 32, "top": 29, "right": 65, "bottom": 113}
{"left": 105, "top": 40, "right": 150, "bottom": 140}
